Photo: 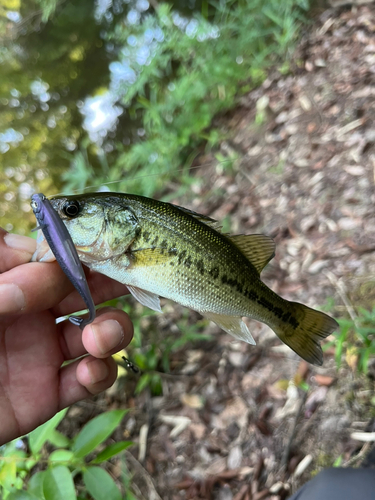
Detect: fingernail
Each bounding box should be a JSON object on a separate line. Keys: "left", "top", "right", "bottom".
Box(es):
{"left": 86, "top": 359, "right": 109, "bottom": 384}
{"left": 91, "top": 319, "right": 124, "bottom": 355}
{"left": 4, "top": 233, "right": 37, "bottom": 254}
{"left": 0, "top": 283, "right": 26, "bottom": 314}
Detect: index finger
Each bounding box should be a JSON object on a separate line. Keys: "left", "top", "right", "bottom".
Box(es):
{"left": 0, "top": 229, "right": 37, "bottom": 272}
{"left": 0, "top": 260, "right": 73, "bottom": 316}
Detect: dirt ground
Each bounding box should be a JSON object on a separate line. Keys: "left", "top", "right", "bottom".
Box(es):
{"left": 59, "top": 4, "right": 375, "bottom": 499}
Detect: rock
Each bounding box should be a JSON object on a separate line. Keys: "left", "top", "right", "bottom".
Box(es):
{"left": 227, "top": 445, "right": 243, "bottom": 469}
{"left": 321, "top": 415, "right": 350, "bottom": 435}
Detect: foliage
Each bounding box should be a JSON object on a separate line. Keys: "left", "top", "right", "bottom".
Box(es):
{"left": 67, "top": 0, "right": 310, "bottom": 197}
{"left": 128, "top": 306, "right": 212, "bottom": 395}
{"left": 0, "top": 0, "right": 309, "bottom": 234}
{"left": 132, "top": 326, "right": 213, "bottom": 396}
{"left": 0, "top": 409, "right": 133, "bottom": 500}
{"left": 35, "top": 0, "right": 59, "bottom": 22}
{"left": 101, "top": 296, "right": 213, "bottom": 396}
{"left": 324, "top": 303, "right": 375, "bottom": 374}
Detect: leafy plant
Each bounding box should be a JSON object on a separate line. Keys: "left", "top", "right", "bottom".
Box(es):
{"left": 127, "top": 312, "right": 212, "bottom": 395}
{"left": 324, "top": 305, "right": 375, "bottom": 373}
{"left": 0, "top": 409, "right": 133, "bottom": 500}
{"left": 63, "top": 0, "right": 310, "bottom": 197}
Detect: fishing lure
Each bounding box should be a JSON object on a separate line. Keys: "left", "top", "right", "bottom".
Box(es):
{"left": 122, "top": 356, "right": 140, "bottom": 374}
{"left": 31, "top": 193, "right": 96, "bottom": 329}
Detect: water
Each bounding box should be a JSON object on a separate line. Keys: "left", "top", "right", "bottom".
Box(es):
{"left": 0, "top": 0, "right": 211, "bottom": 234}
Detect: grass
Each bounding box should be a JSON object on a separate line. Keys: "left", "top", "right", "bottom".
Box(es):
{"left": 323, "top": 297, "right": 375, "bottom": 374}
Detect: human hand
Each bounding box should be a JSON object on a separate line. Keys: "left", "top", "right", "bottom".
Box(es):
{"left": 0, "top": 228, "right": 133, "bottom": 445}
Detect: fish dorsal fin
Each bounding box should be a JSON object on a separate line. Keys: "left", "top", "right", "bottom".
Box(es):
{"left": 176, "top": 205, "right": 222, "bottom": 231}
{"left": 127, "top": 285, "right": 162, "bottom": 313}
{"left": 228, "top": 234, "right": 275, "bottom": 274}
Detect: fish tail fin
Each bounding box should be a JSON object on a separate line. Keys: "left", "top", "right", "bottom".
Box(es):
{"left": 273, "top": 302, "right": 338, "bottom": 366}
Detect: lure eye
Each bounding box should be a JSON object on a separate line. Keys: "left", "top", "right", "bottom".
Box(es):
{"left": 63, "top": 200, "right": 80, "bottom": 218}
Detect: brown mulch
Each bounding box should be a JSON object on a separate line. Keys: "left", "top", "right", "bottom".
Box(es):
{"left": 59, "top": 4, "right": 375, "bottom": 499}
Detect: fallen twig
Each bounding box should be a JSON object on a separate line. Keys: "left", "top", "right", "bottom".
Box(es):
{"left": 280, "top": 391, "right": 308, "bottom": 471}
{"left": 124, "top": 450, "right": 163, "bottom": 500}
{"left": 325, "top": 271, "right": 359, "bottom": 328}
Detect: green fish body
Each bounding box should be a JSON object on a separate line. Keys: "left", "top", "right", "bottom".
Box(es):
{"left": 49, "top": 192, "right": 338, "bottom": 365}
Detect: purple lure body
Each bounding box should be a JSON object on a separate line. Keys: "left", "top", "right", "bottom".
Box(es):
{"left": 31, "top": 193, "right": 96, "bottom": 329}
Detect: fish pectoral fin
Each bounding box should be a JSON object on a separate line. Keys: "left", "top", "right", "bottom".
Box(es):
{"left": 127, "top": 285, "right": 162, "bottom": 313}
{"left": 227, "top": 234, "right": 275, "bottom": 274}
{"left": 203, "top": 312, "right": 256, "bottom": 345}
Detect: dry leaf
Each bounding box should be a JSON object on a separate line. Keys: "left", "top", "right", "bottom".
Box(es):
{"left": 180, "top": 393, "right": 205, "bottom": 409}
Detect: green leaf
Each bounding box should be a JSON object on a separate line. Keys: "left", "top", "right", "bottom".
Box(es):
{"left": 333, "top": 455, "right": 343, "bottom": 467}
{"left": 135, "top": 373, "right": 152, "bottom": 394}
{"left": 37, "top": 0, "right": 59, "bottom": 22}
{"left": 48, "top": 430, "right": 71, "bottom": 449}
{"left": 72, "top": 410, "right": 127, "bottom": 459}
{"left": 7, "top": 492, "right": 39, "bottom": 500}
{"left": 0, "top": 459, "right": 17, "bottom": 492}
{"left": 83, "top": 467, "right": 121, "bottom": 500}
{"left": 91, "top": 441, "right": 133, "bottom": 464}
{"left": 42, "top": 466, "right": 76, "bottom": 500}
{"left": 124, "top": 493, "right": 138, "bottom": 500}
{"left": 29, "top": 409, "right": 68, "bottom": 454}
{"left": 25, "top": 458, "right": 38, "bottom": 472}
{"left": 49, "top": 450, "right": 75, "bottom": 464}
{"left": 28, "top": 471, "right": 46, "bottom": 499}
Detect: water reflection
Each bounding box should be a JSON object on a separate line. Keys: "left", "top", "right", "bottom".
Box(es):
{"left": 0, "top": 128, "right": 24, "bottom": 153}
{"left": 82, "top": 94, "right": 123, "bottom": 143}
{"left": 0, "top": 0, "right": 215, "bottom": 233}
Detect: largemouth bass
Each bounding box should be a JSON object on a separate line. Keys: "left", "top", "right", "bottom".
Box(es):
{"left": 31, "top": 193, "right": 96, "bottom": 329}
{"left": 45, "top": 192, "right": 337, "bottom": 365}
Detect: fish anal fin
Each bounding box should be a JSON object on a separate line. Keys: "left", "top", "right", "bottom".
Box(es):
{"left": 203, "top": 311, "right": 256, "bottom": 345}
{"left": 228, "top": 234, "right": 275, "bottom": 274}
{"left": 127, "top": 284, "right": 162, "bottom": 313}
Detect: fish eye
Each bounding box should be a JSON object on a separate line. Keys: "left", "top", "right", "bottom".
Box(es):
{"left": 63, "top": 200, "right": 80, "bottom": 218}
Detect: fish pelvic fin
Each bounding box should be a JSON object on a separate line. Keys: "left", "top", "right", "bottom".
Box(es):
{"left": 228, "top": 234, "right": 275, "bottom": 274}
{"left": 274, "top": 302, "right": 338, "bottom": 366}
{"left": 203, "top": 311, "right": 256, "bottom": 345}
{"left": 127, "top": 285, "right": 162, "bottom": 313}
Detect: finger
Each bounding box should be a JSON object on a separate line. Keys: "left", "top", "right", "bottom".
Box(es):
{"left": 52, "top": 269, "right": 129, "bottom": 317}
{"left": 0, "top": 229, "right": 37, "bottom": 272}
{"left": 0, "top": 261, "right": 73, "bottom": 316}
{"left": 59, "top": 307, "right": 134, "bottom": 360}
{"left": 58, "top": 356, "right": 118, "bottom": 409}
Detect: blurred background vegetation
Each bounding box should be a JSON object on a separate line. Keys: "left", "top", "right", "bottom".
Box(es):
{"left": 0, "top": 0, "right": 309, "bottom": 234}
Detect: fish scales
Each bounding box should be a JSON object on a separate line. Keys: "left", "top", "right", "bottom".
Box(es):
{"left": 46, "top": 192, "right": 338, "bottom": 366}
{"left": 52, "top": 193, "right": 271, "bottom": 317}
